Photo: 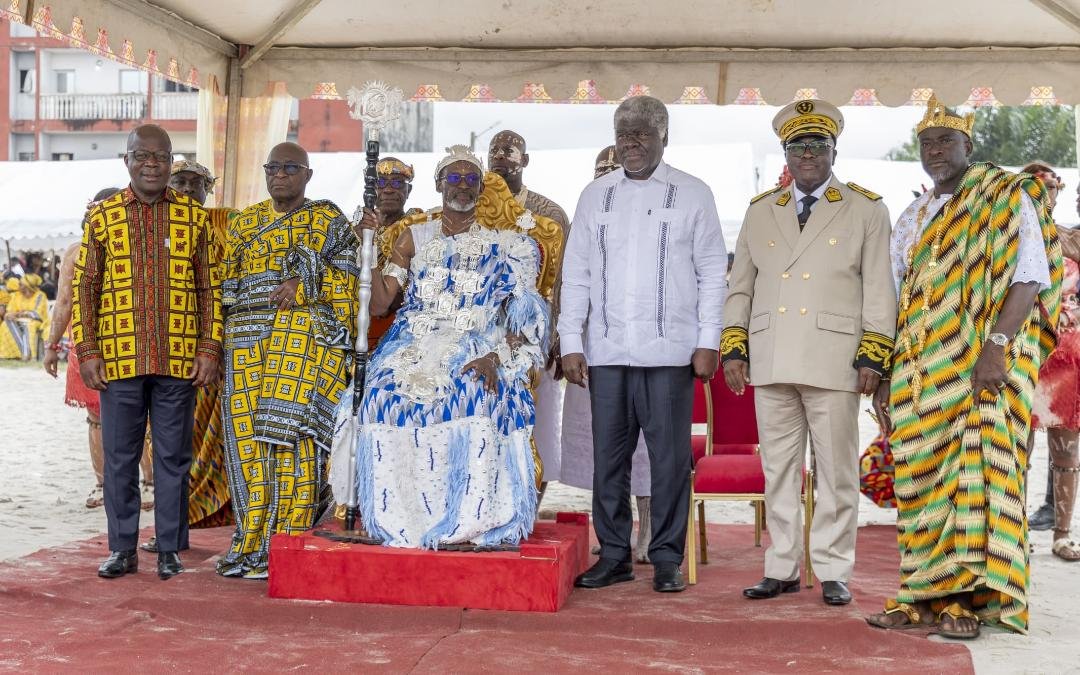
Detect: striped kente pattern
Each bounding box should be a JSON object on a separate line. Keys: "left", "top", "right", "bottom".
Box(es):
{"left": 888, "top": 163, "right": 1062, "bottom": 634}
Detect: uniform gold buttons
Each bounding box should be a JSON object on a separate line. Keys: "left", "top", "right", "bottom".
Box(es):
{"left": 800, "top": 308, "right": 807, "bottom": 315}
{"left": 768, "top": 240, "right": 776, "bottom": 247}
{"left": 802, "top": 273, "right": 811, "bottom": 280}
{"left": 778, "top": 306, "right": 787, "bottom": 313}
{"left": 781, "top": 272, "right": 790, "bottom": 279}
{"left": 828, "top": 238, "right": 838, "bottom": 246}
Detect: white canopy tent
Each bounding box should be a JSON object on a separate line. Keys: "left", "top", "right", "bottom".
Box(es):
{"left": 3, "top": 1, "right": 1079, "bottom": 205}
{"left": 8, "top": 0, "right": 1080, "bottom": 105}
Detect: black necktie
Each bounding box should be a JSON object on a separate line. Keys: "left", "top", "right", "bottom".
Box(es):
{"left": 797, "top": 195, "right": 818, "bottom": 230}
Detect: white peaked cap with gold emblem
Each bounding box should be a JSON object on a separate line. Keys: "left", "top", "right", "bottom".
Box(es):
{"left": 772, "top": 99, "right": 845, "bottom": 143}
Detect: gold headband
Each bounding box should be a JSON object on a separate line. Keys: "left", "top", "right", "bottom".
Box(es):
{"left": 376, "top": 158, "right": 414, "bottom": 181}
{"left": 916, "top": 94, "right": 975, "bottom": 138}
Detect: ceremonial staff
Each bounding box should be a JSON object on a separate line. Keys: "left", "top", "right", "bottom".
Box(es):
{"left": 342, "top": 81, "right": 403, "bottom": 534}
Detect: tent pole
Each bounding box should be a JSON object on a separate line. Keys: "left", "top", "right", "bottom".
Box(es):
{"left": 222, "top": 57, "right": 242, "bottom": 208}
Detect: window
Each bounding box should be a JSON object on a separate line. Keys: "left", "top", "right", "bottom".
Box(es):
{"left": 119, "top": 70, "right": 145, "bottom": 94}
{"left": 17, "top": 152, "right": 35, "bottom": 162}
{"left": 55, "top": 70, "right": 75, "bottom": 94}
{"left": 18, "top": 69, "right": 34, "bottom": 93}
{"left": 162, "top": 79, "right": 195, "bottom": 93}
{"left": 52, "top": 152, "right": 74, "bottom": 161}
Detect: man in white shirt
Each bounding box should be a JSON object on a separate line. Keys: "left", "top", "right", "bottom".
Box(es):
{"left": 560, "top": 95, "right": 728, "bottom": 593}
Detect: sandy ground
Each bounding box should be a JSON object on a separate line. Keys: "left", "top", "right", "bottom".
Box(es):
{"left": 0, "top": 361, "right": 1077, "bottom": 672}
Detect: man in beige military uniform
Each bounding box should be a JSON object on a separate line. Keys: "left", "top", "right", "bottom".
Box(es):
{"left": 721, "top": 100, "right": 896, "bottom": 606}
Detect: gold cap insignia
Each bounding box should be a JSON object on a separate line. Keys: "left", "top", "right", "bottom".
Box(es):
{"left": 916, "top": 94, "right": 975, "bottom": 138}
{"left": 795, "top": 101, "right": 815, "bottom": 114}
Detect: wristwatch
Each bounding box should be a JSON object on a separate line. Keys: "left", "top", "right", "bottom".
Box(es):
{"left": 987, "top": 332, "right": 1009, "bottom": 347}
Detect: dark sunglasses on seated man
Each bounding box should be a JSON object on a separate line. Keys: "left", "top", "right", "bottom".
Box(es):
{"left": 784, "top": 139, "right": 833, "bottom": 157}
{"left": 377, "top": 177, "right": 408, "bottom": 189}
{"left": 262, "top": 161, "right": 309, "bottom": 176}
{"left": 443, "top": 172, "right": 482, "bottom": 187}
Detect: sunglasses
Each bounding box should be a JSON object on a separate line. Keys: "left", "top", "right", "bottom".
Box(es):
{"left": 263, "top": 162, "right": 309, "bottom": 176}
{"left": 444, "top": 172, "right": 482, "bottom": 187}
{"left": 785, "top": 140, "right": 833, "bottom": 157}
{"left": 377, "top": 177, "right": 408, "bottom": 189}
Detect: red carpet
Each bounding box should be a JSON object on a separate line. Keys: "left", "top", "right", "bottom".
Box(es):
{"left": 0, "top": 522, "right": 973, "bottom": 673}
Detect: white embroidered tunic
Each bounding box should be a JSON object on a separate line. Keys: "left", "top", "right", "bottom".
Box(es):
{"left": 891, "top": 189, "right": 1051, "bottom": 295}
{"left": 338, "top": 218, "right": 548, "bottom": 548}
{"left": 558, "top": 161, "right": 728, "bottom": 365}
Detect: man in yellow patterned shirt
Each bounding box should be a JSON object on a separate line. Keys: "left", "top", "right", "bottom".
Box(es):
{"left": 217, "top": 142, "right": 359, "bottom": 579}
{"left": 72, "top": 125, "right": 222, "bottom": 581}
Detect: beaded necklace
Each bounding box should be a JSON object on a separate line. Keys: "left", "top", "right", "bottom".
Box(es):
{"left": 897, "top": 192, "right": 950, "bottom": 406}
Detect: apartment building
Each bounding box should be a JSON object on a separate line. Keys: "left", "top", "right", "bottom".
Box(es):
{"left": 0, "top": 17, "right": 372, "bottom": 162}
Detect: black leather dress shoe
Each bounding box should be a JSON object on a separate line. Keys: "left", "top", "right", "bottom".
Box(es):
{"left": 652, "top": 562, "right": 686, "bottom": 593}
{"left": 157, "top": 552, "right": 184, "bottom": 580}
{"left": 822, "top": 580, "right": 852, "bottom": 605}
{"left": 742, "top": 577, "right": 800, "bottom": 599}
{"left": 574, "top": 558, "right": 634, "bottom": 588}
{"left": 98, "top": 551, "right": 138, "bottom": 578}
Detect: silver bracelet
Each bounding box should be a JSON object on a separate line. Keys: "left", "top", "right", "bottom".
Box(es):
{"left": 383, "top": 262, "right": 408, "bottom": 287}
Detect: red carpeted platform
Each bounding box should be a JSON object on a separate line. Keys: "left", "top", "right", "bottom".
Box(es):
{"left": 0, "top": 522, "right": 974, "bottom": 673}
{"left": 268, "top": 513, "right": 590, "bottom": 612}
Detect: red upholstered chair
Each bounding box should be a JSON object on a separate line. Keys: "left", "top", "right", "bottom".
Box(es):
{"left": 686, "top": 379, "right": 767, "bottom": 585}
{"left": 685, "top": 378, "right": 818, "bottom": 587}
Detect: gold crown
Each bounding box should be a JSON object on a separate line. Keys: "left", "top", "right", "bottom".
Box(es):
{"left": 916, "top": 94, "right": 975, "bottom": 138}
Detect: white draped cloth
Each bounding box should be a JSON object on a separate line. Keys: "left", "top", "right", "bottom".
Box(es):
{"left": 559, "top": 381, "right": 652, "bottom": 496}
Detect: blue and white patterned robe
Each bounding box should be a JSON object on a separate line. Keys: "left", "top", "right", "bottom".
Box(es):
{"left": 340, "top": 218, "right": 548, "bottom": 548}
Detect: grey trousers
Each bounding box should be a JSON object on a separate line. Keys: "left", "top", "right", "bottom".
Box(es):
{"left": 99, "top": 375, "right": 195, "bottom": 553}
{"left": 589, "top": 365, "right": 693, "bottom": 564}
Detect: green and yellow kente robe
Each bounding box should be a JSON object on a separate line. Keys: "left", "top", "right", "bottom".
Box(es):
{"left": 889, "top": 162, "right": 1062, "bottom": 633}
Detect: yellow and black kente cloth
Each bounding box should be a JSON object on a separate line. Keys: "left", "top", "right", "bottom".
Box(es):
{"left": 217, "top": 199, "right": 359, "bottom": 576}
{"left": 188, "top": 207, "right": 239, "bottom": 528}
{"left": 888, "top": 162, "right": 1062, "bottom": 634}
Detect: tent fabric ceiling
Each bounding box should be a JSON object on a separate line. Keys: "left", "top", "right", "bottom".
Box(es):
{"left": 9, "top": 0, "right": 1080, "bottom": 104}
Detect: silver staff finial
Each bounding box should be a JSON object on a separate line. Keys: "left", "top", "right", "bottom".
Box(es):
{"left": 347, "top": 81, "right": 404, "bottom": 143}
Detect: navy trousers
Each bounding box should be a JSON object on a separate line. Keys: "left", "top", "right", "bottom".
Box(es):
{"left": 588, "top": 365, "right": 693, "bottom": 565}
{"left": 99, "top": 375, "right": 195, "bottom": 553}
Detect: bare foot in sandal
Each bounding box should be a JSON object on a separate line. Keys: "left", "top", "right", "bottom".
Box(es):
{"left": 1052, "top": 535, "right": 1080, "bottom": 561}
{"left": 933, "top": 602, "right": 981, "bottom": 640}
{"left": 866, "top": 600, "right": 934, "bottom": 630}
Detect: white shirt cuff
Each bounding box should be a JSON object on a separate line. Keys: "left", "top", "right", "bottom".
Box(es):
{"left": 696, "top": 327, "right": 722, "bottom": 351}
{"left": 560, "top": 333, "right": 584, "bottom": 357}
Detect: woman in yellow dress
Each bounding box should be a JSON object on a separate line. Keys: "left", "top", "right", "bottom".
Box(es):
{"left": 0, "top": 273, "right": 49, "bottom": 360}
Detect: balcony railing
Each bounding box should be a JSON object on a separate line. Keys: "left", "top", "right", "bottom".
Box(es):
{"left": 152, "top": 92, "right": 198, "bottom": 120}
{"left": 39, "top": 94, "right": 146, "bottom": 120}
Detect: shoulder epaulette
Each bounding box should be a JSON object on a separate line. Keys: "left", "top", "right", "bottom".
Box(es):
{"left": 750, "top": 185, "right": 782, "bottom": 205}
{"left": 846, "top": 182, "right": 882, "bottom": 201}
